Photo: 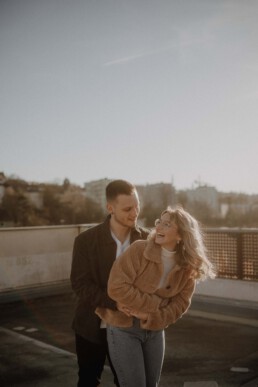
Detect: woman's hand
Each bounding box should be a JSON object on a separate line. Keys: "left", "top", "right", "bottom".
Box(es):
{"left": 116, "top": 302, "right": 132, "bottom": 317}
{"left": 160, "top": 298, "right": 170, "bottom": 307}
{"left": 129, "top": 310, "right": 148, "bottom": 321}
{"left": 116, "top": 302, "right": 148, "bottom": 320}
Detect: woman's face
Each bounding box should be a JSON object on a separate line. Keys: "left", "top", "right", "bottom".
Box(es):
{"left": 155, "top": 212, "right": 181, "bottom": 251}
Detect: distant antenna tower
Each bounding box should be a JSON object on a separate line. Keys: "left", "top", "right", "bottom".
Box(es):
{"left": 193, "top": 176, "right": 202, "bottom": 188}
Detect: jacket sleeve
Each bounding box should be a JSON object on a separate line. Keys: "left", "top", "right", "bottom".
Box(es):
{"left": 108, "top": 242, "right": 163, "bottom": 313}
{"left": 141, "top": 278, "right": 196, "bottom": 330}
{"left": 70, "top": 235, "right": 116, "bottom": 310}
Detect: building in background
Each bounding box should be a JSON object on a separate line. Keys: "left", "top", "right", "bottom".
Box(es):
{"left": 25, "top": 185, "right": 44, "bottom": 209}
{"left": 84, "top": 178, "right": 112, "bottom": 212}
{"left": 83, "top": 180, "right": 176, "bottom": 221}
{"left": 186, "top": 185, "right": 220, "bottom": 215}
{"left": 139, "top": 182, "right": 176, "bottom": 210}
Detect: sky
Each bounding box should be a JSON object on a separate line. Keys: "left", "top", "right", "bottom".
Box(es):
{"left": 1, "top": 0, "right": 258, "bottom": 194}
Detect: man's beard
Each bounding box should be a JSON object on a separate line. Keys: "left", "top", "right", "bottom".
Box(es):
{"left": 113, "top": 214, "right": 136, "bottom": 228}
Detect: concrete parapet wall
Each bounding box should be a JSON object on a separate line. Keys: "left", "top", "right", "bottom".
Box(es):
{"left": 0, "top": 225, "right": 86, "bottom": 293}
{"left": 195, "top": 277, "right": 258, "bottom": 303}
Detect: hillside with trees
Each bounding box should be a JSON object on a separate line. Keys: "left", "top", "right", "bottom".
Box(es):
{"left": 0, "top": 177, "right": 104, "bottom": 227}
{"left": 1, "top": 174, "right": 258, "bottom": 228}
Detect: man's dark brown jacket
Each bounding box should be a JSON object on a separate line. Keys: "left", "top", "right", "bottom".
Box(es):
{"left": 70, "top": 215, "right": 149, "bottom": 344}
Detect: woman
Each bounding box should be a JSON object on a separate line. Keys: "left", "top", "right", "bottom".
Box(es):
{"left": 96, "top": 205, "right": 215, "bottom": 387}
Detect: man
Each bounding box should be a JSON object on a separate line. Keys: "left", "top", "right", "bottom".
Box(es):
{"left": 70, "top": 179, "right": 149, "bottom": 386}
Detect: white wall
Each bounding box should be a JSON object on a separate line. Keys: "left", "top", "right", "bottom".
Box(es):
{"left": 0, "top": 225, "right": 89, "bottom": 292}
{"left": 195, "top": 277, "right": 258, "bottom": 303}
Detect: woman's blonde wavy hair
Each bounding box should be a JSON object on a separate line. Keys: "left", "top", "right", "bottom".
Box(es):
{"left": 154, "top": 205, "right": 216, "bottom": 281}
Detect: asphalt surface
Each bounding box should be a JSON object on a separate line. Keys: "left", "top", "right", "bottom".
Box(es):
{"left": 0, "top": 292, "right": 257, "bottom": 387}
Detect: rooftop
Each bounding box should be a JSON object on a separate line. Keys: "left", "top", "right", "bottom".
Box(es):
{"left": 0, "top": 292, "right": 257, "bottom": 387}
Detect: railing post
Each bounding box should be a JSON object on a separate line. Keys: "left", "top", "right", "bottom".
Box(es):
{"left": 236, "top": 232, "right": 243, "bottom": 280}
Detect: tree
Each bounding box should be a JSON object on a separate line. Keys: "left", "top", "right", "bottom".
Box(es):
{"left": 42, "top": 187, "right": 64, "bottom": 224}
{"left": 1, "top": 190, "right": 36, "bottom": 226}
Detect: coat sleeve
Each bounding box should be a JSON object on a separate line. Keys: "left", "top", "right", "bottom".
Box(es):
{"left": 141, "top": 278, "right": 196, "bottom": 330}
{"left": 108, "top": 242, "right": 163, "bottom": 313}
{"left": 70, "top": 235, "right": 116, "bottom": 310}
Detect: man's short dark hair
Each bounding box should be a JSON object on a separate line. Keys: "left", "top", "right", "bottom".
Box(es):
{"left": 106, "top": 180, "right": 136, "bottom": 202}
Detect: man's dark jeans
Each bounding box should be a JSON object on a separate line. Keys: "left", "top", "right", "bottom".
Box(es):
{"left": 75, "top": 332, "right": 119, "bottom": 387}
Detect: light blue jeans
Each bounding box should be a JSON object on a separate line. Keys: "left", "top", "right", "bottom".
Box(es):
{"left": 107, "top": 318, "right": 165, "bottom": 387}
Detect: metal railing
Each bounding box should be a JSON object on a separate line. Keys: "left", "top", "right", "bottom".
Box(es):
{"left": 205, "top": 228, "right": 258, "bottom": 281}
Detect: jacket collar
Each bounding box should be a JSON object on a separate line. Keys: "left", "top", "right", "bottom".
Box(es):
{"left": 101, "top": 215, "right": 115, "bottom": 244}
{"left": 144, "top": 238, "right": 163, "bottom": 263}
{"left": 130, "top": 224, "right": 146, "bottom": 243}
{"left": 101, "top": 215, "right": 145, "bottom": 244}
{"left": 144, "top": 238, "right": 181, "bottom": 271}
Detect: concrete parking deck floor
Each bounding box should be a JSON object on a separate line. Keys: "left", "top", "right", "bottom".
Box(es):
{"left": 0, "top": 293, "right": 257, "bottom": 387}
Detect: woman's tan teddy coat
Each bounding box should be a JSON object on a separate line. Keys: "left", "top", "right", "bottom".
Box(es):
{"left": 96, "top": 239, "right": 196, "bottom": 330}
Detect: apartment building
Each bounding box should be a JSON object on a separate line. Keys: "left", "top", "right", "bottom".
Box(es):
{"left": 84, "top": 178, "right": 112, "bottom": 211}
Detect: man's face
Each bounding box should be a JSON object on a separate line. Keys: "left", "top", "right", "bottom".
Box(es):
{"left": 107, "top": 191, "right": 140, "bottom": 228}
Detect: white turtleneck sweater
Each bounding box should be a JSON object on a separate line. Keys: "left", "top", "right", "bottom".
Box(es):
{"left": 157, "top": 247, "right": 177, "bottom": 289}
